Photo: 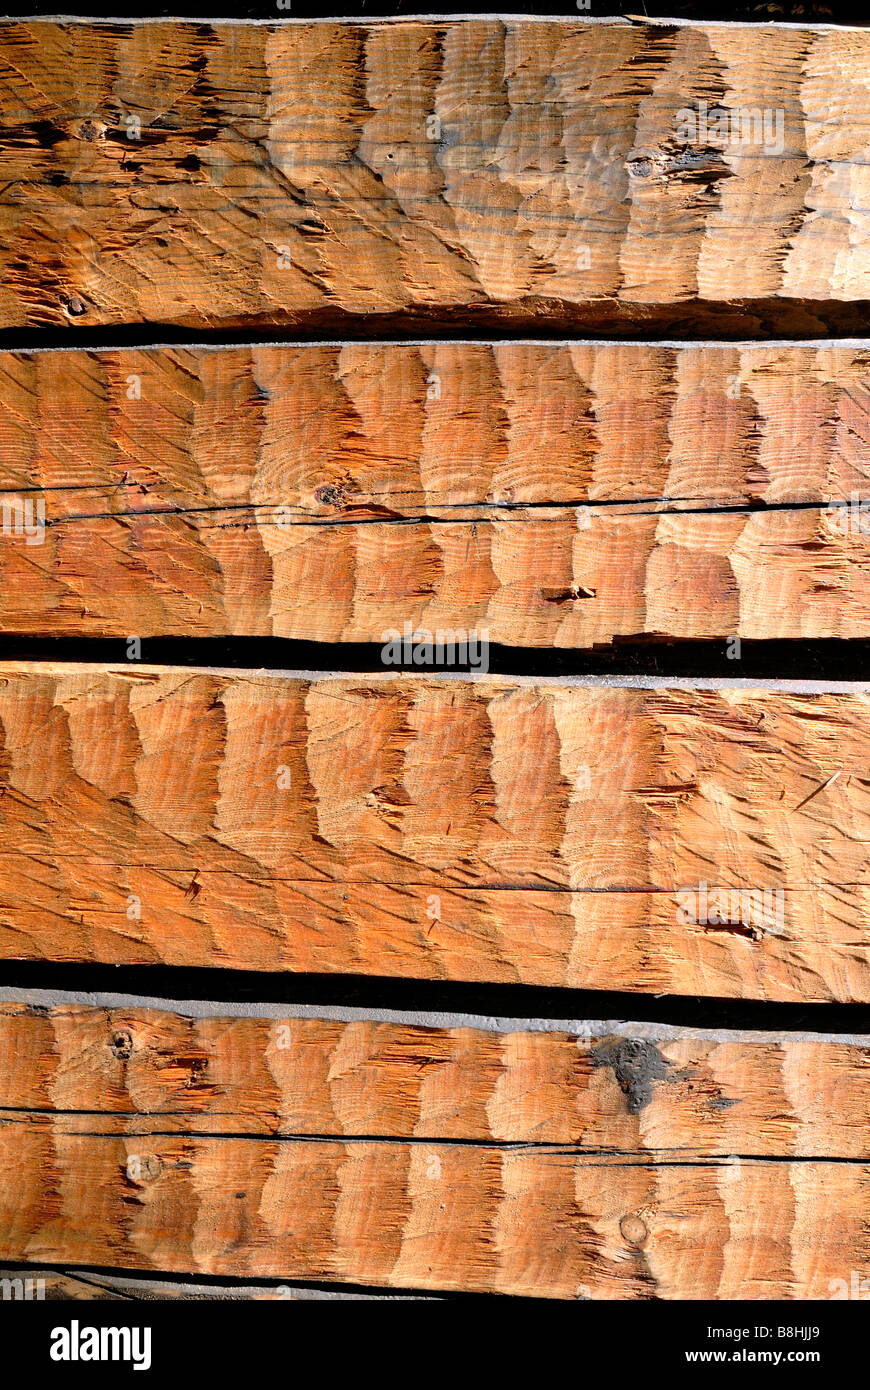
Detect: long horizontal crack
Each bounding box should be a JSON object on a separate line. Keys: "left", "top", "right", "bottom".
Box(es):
{"left": 1, "top": 1115, "right": 865, "bottom": 1162}
{"left": 13, "top": 496, "right": 856, "bottom": 529}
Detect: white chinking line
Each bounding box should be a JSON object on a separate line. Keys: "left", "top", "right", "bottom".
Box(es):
{"left": 12, "top": 338, "right": 870, "bottom": 352}
{"left": 14, "top": 15, "right": 870, "bottom": 33}
{"left": 2, "top": 985, "right": 868, "bottom": 1046}
{"left": 7, "top": 660, "right": 870, "bottom": 695}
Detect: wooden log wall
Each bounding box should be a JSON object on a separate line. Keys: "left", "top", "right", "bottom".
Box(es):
{"left": 4, "top": 343, "right": 870, "bottom": 644}
{"left": 3, "top": 1002, "right": 870, "bottom": 1299}
{"left": 0, "top": 665, "right": 867, "bottom": 1004}
{"left": 2, "top": 13, "right": 870, "bottom": 1305}
{"left": 2, "top": 19, "right": 870, "bottom": 335}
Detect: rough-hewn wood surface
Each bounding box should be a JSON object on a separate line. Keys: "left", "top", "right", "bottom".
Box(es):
{"left": 1, "top": 664, "right": 869, "bottom": 1002}
{"left": 3, "top": 20, "right": 870, "bottom": 335}
{"left": 1, "top": 1004, "right": 868, "bottom": 1298}
{"left": 10, "top": 1124, "right": 866, "bottom": 1298}
{"left": 4, "top": 14, "right": 870, "bottom": 1307}
{"left": 4, "top": 343, "right": 870, "bottom": 643}
{"left": 4, "top": 1003, "right": 870, "bottom": 1156}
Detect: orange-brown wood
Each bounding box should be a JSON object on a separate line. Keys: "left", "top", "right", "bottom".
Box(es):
{"left": 1, "top": 1003, "right": 868, "bottom": 1298}
{"left": 1, "top": 665, "right": 869, "bottom": 1001}
{"left": 2, "top": 20, "right": 870, "bottom": 335}
{"left": 9, "top": 1119, "right": 867, "bottom": 1298}
{"left": 3, "top": 1003, "right": 870, "bottom": 1156}
{"left": 3, "top": 343, "right": 870, "bottom": 644}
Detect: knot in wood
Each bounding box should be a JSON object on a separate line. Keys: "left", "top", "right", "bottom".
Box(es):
{"left": 110, "top": 1030, "right": 133, "bottom": 1061}
{"left": 620, "top": 1213, "right": 649, "bottom": 1248}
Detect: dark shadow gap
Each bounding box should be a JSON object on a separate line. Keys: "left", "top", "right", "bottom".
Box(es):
{"left": 4, "top": 961, "right": 870, "bottom": 1034}
{"left": 2, "top": 634, "right": 870, "bottom": 682}
{"left": 6, "top": 294, "right": 870, "bottom": 351}
{"left": 4, "top": 3, "right": 867, "bottom": 23}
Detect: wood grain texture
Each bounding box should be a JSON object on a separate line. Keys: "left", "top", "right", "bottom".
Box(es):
{"left": 1, "top": 1004, "right": 868, "bottom": 1298}
{"left": 3, "top": 1003, "right": 870, "bottom": 1157}
{"left": 2, "top": 664, "right": 870, "bottom": 1002}
{"left": 4, "top": 342, "right": 870, "bottom": 644}
{"left": 9, "top": 1125, "right": 867, "bottom": 1299}
{"left": 3, "top": 20, "right": 870, "bottom": 335}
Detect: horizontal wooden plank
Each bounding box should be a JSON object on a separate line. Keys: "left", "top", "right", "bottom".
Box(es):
{"left": 3, "top": 343, "right": 870, "bottom": 643}
{"left": 8, "top": 1121, "right": 865, "bottom": 1298}
{"left": 3, "top": 1003, "right": 870, "bottom": 1157}
{"left": 2, "top": 21, "right": 870, "bottom": 334}
{"left": 1, "top": 1003, "right": 868, "bottom": 1298}
{"left": 1, "top": 664, "right": 869, "bottom": 1001}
